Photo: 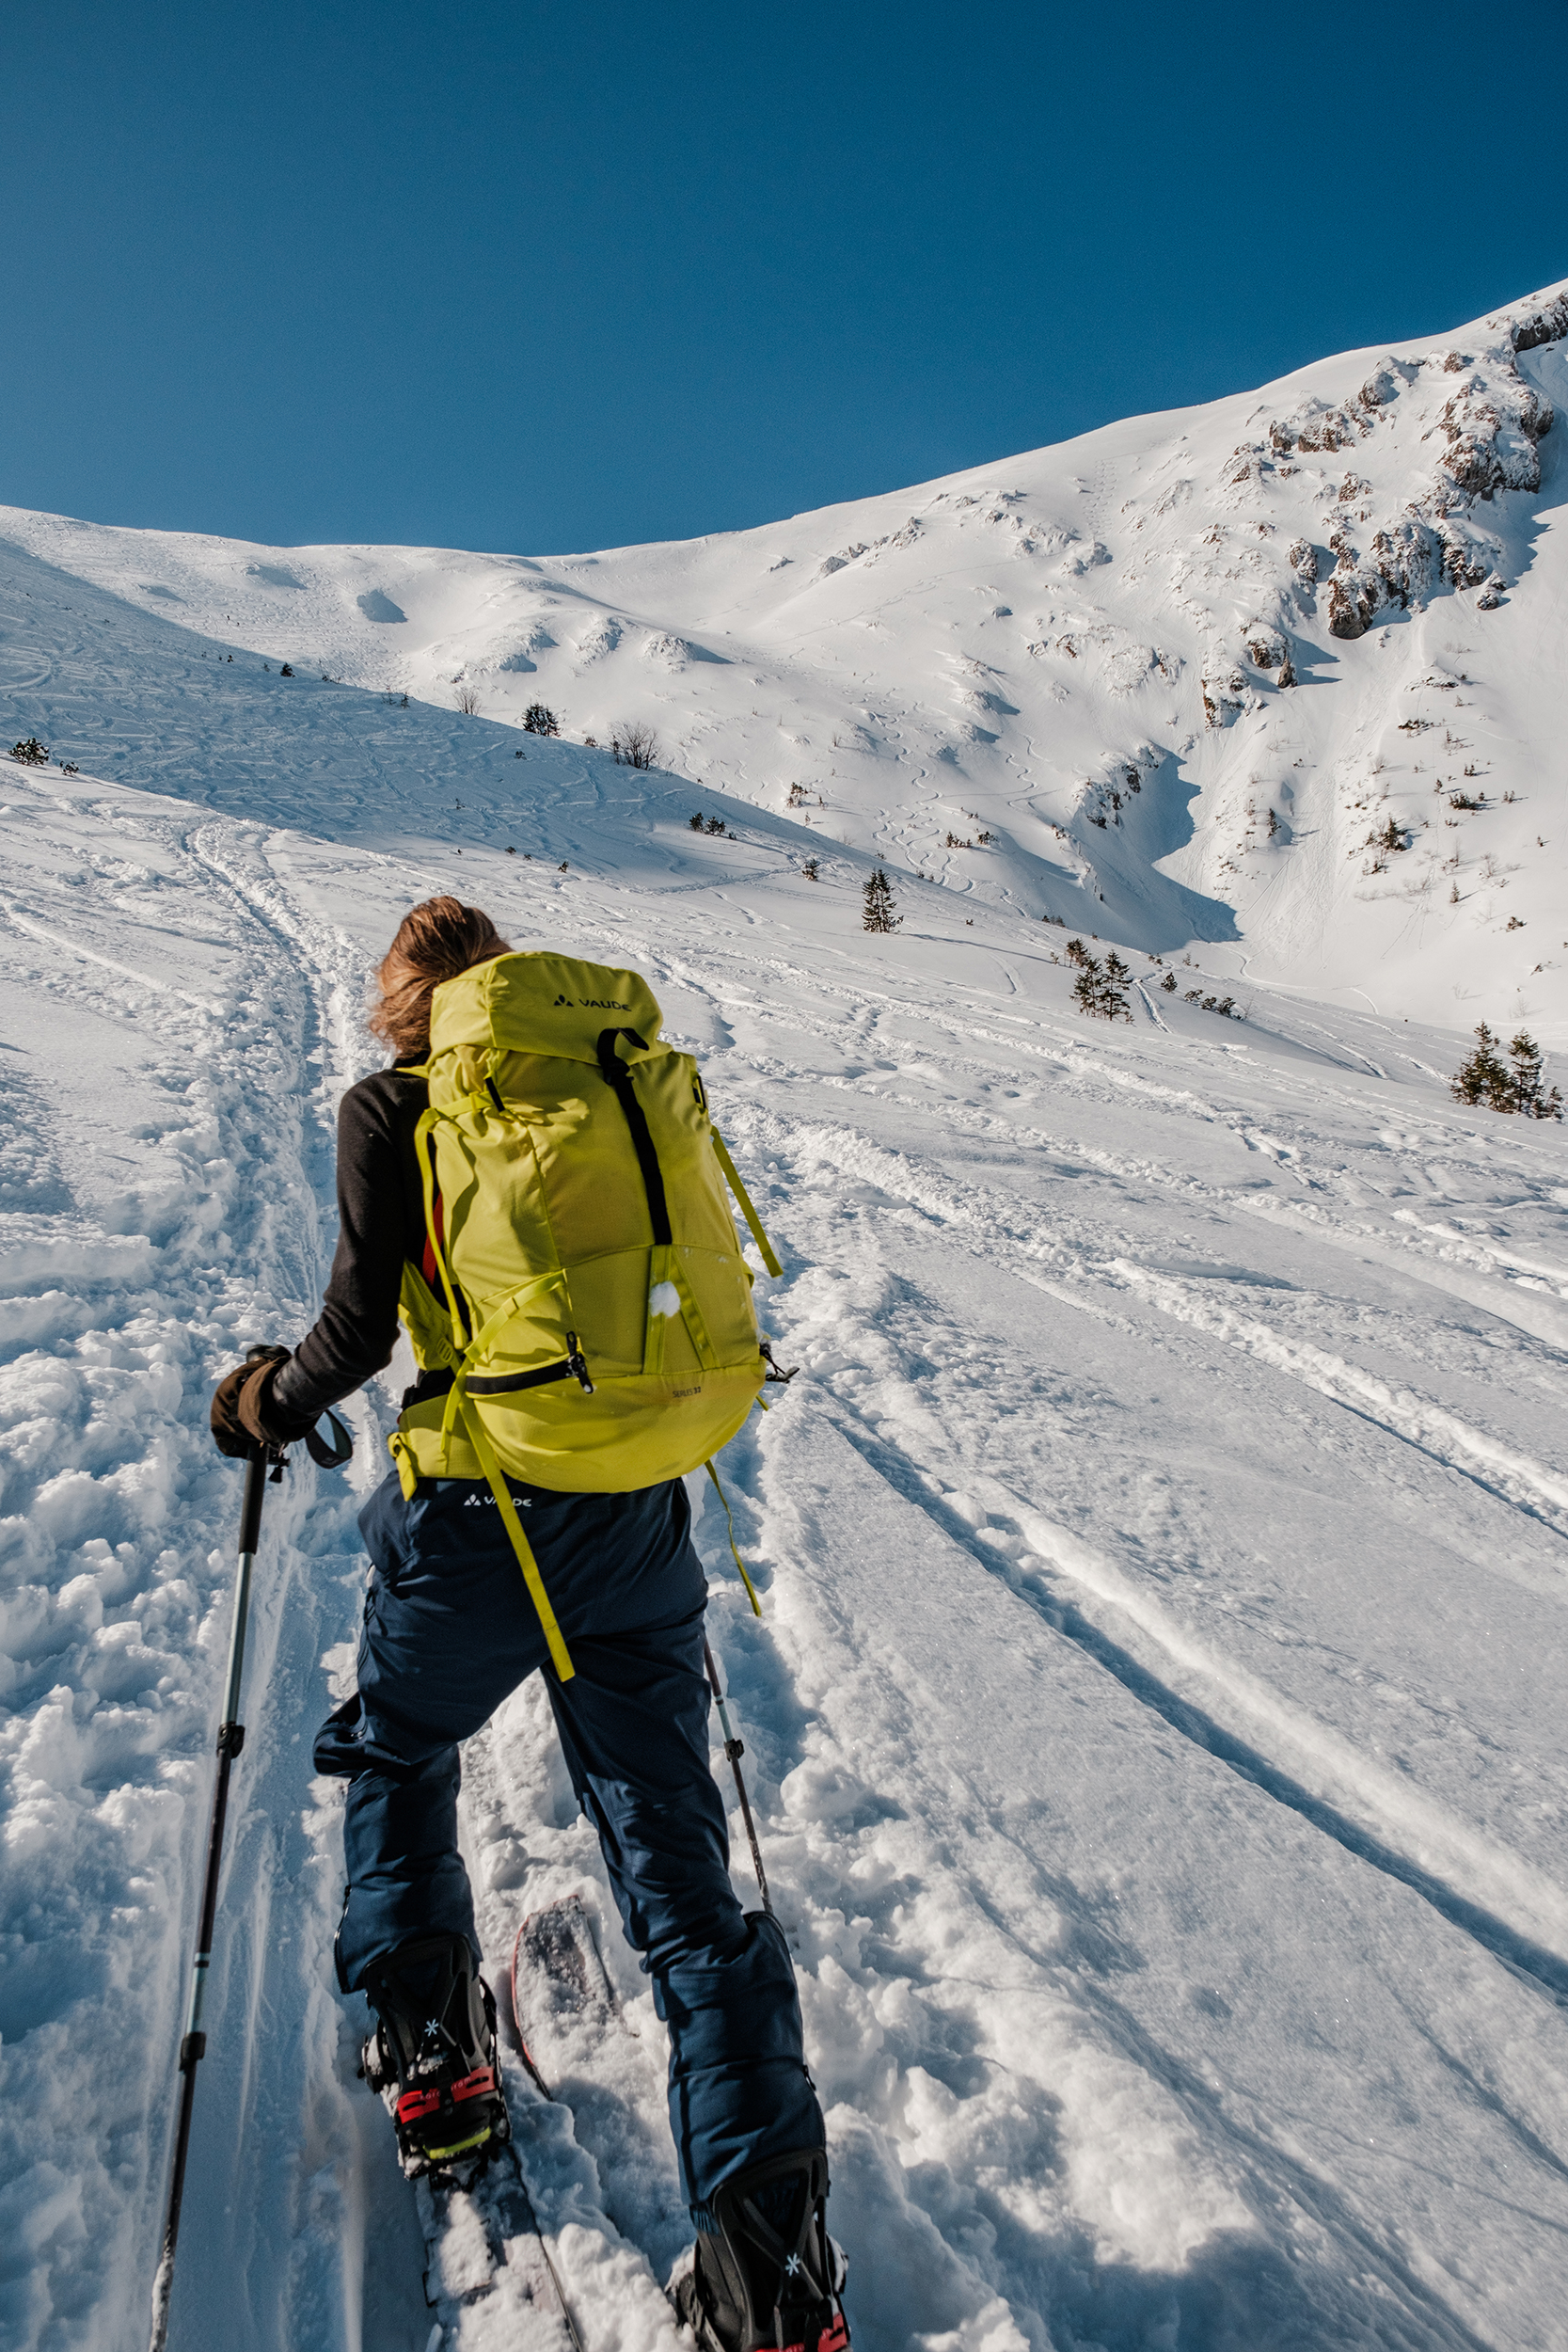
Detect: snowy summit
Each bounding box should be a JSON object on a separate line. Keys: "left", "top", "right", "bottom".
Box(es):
{"left": 3, "top": 277, "right": 1568, "bottom": 2352}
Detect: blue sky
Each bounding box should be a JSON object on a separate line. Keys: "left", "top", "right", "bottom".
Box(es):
{"left": 8, "top": 0, "right": 1566, "bottom": 556}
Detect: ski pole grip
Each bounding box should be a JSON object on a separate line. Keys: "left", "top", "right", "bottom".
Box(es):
{"left": 237, "top": 1449, "right": 268, "bottom": 1557}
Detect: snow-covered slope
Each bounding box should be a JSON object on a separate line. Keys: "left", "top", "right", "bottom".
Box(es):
{"left": 5, "top": 278, "right": 1568, "bottom": 1039}
{"left": 4, "top": 283, "right": 1568, "bottom": 2352}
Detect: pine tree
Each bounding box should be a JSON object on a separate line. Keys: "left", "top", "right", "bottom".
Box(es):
{"left": 1069, "top": 942, "right": 1132, "bottom": 1021}
{"left": 862, "top": 868, "right": 900, "bottom": 931}
{"left": 523, "top": 703, "right": 560, "bottom": 737}
{"left": 1508, "top": 1031, "right": 1563, "bottom": 1120}
{"left": 1449, "top": 1023, "right": 1514, "bottom": 1110}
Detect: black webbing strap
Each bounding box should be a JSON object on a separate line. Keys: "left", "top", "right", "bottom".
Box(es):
{"left": 596, "top": 1028, "right": 672, "bottom": 1245}
{"left": 304, "top": 1408, "right": 354, "bottom": 1470}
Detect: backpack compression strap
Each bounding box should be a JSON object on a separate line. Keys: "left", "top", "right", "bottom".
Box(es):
{"left": 595, "top": 1029, "right": 671, "bottom": 1241}
{"left": 595, "top": 1030, "right": 724, "bottom": 1375}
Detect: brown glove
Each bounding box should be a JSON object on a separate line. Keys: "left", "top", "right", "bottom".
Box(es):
{"left": 210, "top": 1347, "right": 292, "bottom": 1459}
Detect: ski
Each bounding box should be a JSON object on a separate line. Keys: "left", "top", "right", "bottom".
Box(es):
{"left": 417, "top": 2138, "right": 585, "bottom": 2350}
{"left": 355, "top": 1924, "right": 588, "bottom": 2347}
{"left": 509, "top": 1892, "right": 623, "bottom": 2089}
{"left": 508, "top": 1896, "right": 850, "bottom": 2352}
{"left": 407, "top": 1892, "right": 681, "bottom": 2349}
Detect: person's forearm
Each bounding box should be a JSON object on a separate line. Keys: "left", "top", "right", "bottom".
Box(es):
{"left": 270, "top": 1300, "right": 399, "bottom": 1427}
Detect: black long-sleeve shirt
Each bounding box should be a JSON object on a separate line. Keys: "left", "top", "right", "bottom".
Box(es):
{"left": 271, "top": 1061, "right": 436, "bottom": 1429}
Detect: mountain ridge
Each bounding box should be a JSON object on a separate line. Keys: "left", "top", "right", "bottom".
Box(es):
{"left": 5, "top": 273, "right": 1567, "bottom": 1039}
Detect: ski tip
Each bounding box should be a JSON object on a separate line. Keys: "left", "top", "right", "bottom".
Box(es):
{"left": 512, "top": 1894, "right": 602, "bottom": 2048}
{"left": 508, "top": 1915, "right": 556, "bottom": 2100}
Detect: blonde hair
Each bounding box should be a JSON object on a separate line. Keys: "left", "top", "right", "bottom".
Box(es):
{"left": 369, "top": 897, "right": 512, "bottom": 1055}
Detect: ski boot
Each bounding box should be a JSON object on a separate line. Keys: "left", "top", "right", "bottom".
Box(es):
{"left": 358, "top": 1933, "right": 510, "bottom": 2185}
{"left": 675, "top": 2148, "right": 850, "bottom": 2352}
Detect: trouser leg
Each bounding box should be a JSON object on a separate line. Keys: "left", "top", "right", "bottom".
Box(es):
{"left": 313, "top": 1471, "right": 554, "bottom": 1993}
{"left": 315, "top": 1468, "right": 825, "bottom": 2215}
{"left": 315, "top": 1698, "right": 476, "bottom": 1991}
{"left": 545, "top": 1607, "right": 825, "bottom": 2219}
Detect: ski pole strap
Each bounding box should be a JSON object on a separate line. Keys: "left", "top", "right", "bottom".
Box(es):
{"left": 705, "top": 1461, "right": 762, "bottom": 1617}
{"left": 303, "top": 1408, "right": 354, "bottom": 1470}
{"left": 710, "top": 1131, "right": 783, "bottom": 1278}
{"left": 459, "top": 1396, "right": 576, "bottom": 1681}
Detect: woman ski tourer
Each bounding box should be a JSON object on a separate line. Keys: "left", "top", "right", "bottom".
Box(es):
{"left": 209, "top": 897, "right": 849, "bottom": 2352}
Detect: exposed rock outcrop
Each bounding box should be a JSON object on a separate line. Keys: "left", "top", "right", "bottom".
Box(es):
{"left": 1509, "top": 292, "right": 1568, "bottom": 352}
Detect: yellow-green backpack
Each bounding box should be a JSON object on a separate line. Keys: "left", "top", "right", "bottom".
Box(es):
{"left": 386, "top": 951, "right": 783, "bottom": 1677}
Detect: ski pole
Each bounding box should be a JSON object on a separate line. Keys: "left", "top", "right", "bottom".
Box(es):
{"left": 704, "top": 1640, "right": 771, "bottom": 1915}
{"left": 148, "top": 1434, "right": 272, "bottom": 2352}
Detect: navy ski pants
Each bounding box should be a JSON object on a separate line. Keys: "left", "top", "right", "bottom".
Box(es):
{"left": 313, "top": 1467, "right": 823, "bottom": 2217}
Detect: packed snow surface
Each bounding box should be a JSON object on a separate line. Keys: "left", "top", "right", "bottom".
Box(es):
{"left": 4, "top": 278, "right": 1568, "bottom": 2352}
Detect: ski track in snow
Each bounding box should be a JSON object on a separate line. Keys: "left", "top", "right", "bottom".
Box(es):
{"left": 3, "top": 721, "right": 1568, "bottom": 2343}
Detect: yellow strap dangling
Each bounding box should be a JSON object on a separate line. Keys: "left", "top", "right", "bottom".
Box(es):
{"left": 462, "top": 1399, "right": 576, "bottom": 1681}
{"left": 710, "top": 1132, "right": 783, "bottom": 1278}
{"left": 705, "top": 1461, "right": 762, "bottom": 1617}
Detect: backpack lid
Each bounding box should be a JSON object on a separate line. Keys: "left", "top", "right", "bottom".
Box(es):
{"left": 429, "top": 951, "right": 666, "bottom": 1064}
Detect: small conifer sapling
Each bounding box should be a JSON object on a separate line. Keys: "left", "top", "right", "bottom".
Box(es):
{"left": 863, "top": 868, "right": 900, "bottom": 932}
{"left": 1509, "top": 1031, "right": 1563, "bottom": 1118}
